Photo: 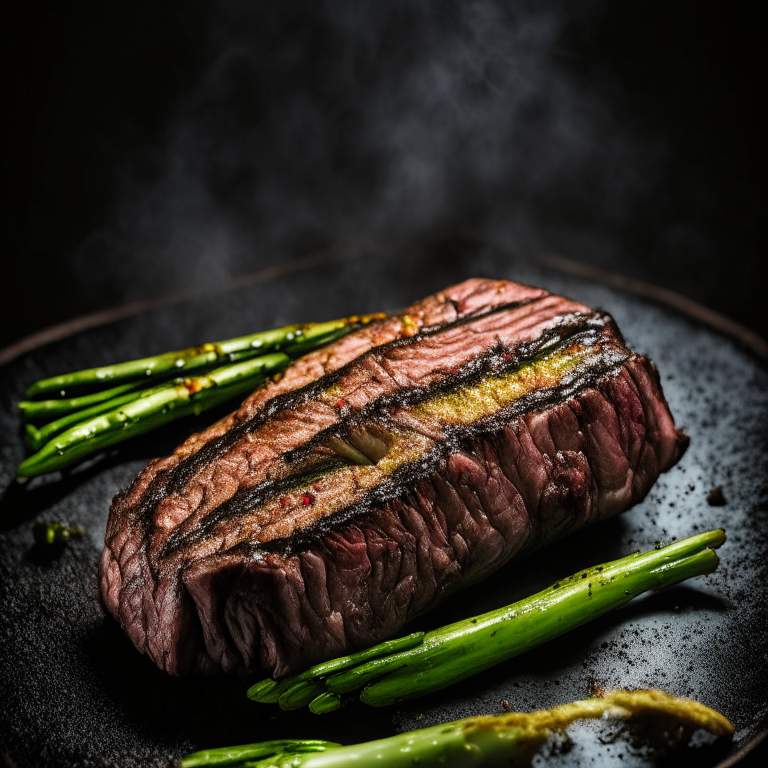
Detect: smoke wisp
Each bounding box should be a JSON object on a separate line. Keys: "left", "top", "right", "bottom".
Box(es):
{"left": 74, "top": 0, "right": 664, "bottom": 300}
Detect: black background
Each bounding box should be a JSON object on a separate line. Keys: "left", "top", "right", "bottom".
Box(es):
{"left": 1, "top": 1, "right": 766, "bottom": 765}
{"left": 1, "top": 1, "right": 765, "bottom": 352}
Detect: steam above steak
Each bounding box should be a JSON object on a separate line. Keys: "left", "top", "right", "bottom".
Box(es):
{"left": 99, "top": 279, "right": 688, "bottom": 676}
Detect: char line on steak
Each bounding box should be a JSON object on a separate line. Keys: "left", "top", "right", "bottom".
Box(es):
{"left": 99, "top": 278, "right": 688, "bottom": 676}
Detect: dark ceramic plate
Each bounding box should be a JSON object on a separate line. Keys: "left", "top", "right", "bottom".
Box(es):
{"left": 1, "top": 237, "right": 767, "bottom": 768}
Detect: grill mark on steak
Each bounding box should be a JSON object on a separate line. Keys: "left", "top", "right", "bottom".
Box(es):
{"left": 230, "top": 346, "right": 631, "bottom": 559}
{"left": 162, "top": 320, "right": 612, "bottom": 554}
{"left": 164, "top": 297, "right": 544, "bottom": 494}
{"left": 177, "top": 347, "right": 622, "bottom": 565}
{"left": 133, "top": 295, "right": 575, "bottom": 544}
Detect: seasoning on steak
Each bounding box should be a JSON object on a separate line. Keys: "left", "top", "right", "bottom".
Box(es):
{"left": 99, "top": 278, "right": 688, "bottom": 676}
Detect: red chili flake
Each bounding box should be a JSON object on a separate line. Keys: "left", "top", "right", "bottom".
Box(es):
{"left": 336, "top": 399, "right": 346, "bottom": 409}
{"left": 303, "top": 494, "right": 314, "bottom": 506}
{"left": 503, "top": 353, "right": 512, "bottom": 361}
{"left": 279, "top": 497, "right": 288, "bottom": 507}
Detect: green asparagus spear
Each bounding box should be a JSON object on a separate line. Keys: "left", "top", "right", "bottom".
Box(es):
{"left": 19, "top": 380, "right": 153, "bottom": 420}
{"left": 180, "top": 740, "right": 342, "bottom": 768}
{"left": 181, "top": 689, "right": 733, "bottom": 767}
{"left": 21, "top": 338, "right": 308, "bottom": 451}
{"left": 24, "top": 386, "right": 172, "bottom": 451}
{"left": 248, "top": 530, "right": 725, "bottom": 712}
{"left": 24, "top": 315, "right": 383, "bottom": 399}
{"left": 17, "top": 353, "right": 289, "bottom": 477}
{"left": 247, "top": 633, "right": 425, "bottom": 705}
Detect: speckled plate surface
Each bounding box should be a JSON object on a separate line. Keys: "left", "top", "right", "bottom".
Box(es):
{"left": 1, "top": 236, "right": 766, "bottom": 768}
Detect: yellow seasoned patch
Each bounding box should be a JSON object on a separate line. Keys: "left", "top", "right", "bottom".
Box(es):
{"left": 412, "top": 344, "right": 596, "bottom": 426}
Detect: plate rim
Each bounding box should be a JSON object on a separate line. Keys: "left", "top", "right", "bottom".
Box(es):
{"left": 1, "top": 242, "right": 766, "bottom": 368}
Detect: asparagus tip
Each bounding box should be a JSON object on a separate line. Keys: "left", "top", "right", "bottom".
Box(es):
{"left": 247, "top": 678, "right": 280, "bottom": 702}
{"left": 278, "top": 681, "right": 326, "bottom": 711}
{"left": 309, "top": 692, "right": 342, "bottom": 714}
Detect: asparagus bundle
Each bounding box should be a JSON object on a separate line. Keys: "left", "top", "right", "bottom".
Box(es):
{"left": 17, "top": 315, "right": 383, "bottom": 477}
{"left": 182, "top": 689, "right": 733, "bottom": 767}
{"left": 248, "top": 530, "right": 725, "bottom": 713}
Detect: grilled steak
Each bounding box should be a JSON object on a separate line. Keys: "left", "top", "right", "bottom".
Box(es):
{"left": 99, "top": 279, "right": 688, "bottom": 676}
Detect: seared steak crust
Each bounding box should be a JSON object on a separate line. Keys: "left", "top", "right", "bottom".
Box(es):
{"left": 99, "top": 279, "right": 688, "bottom": 676}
